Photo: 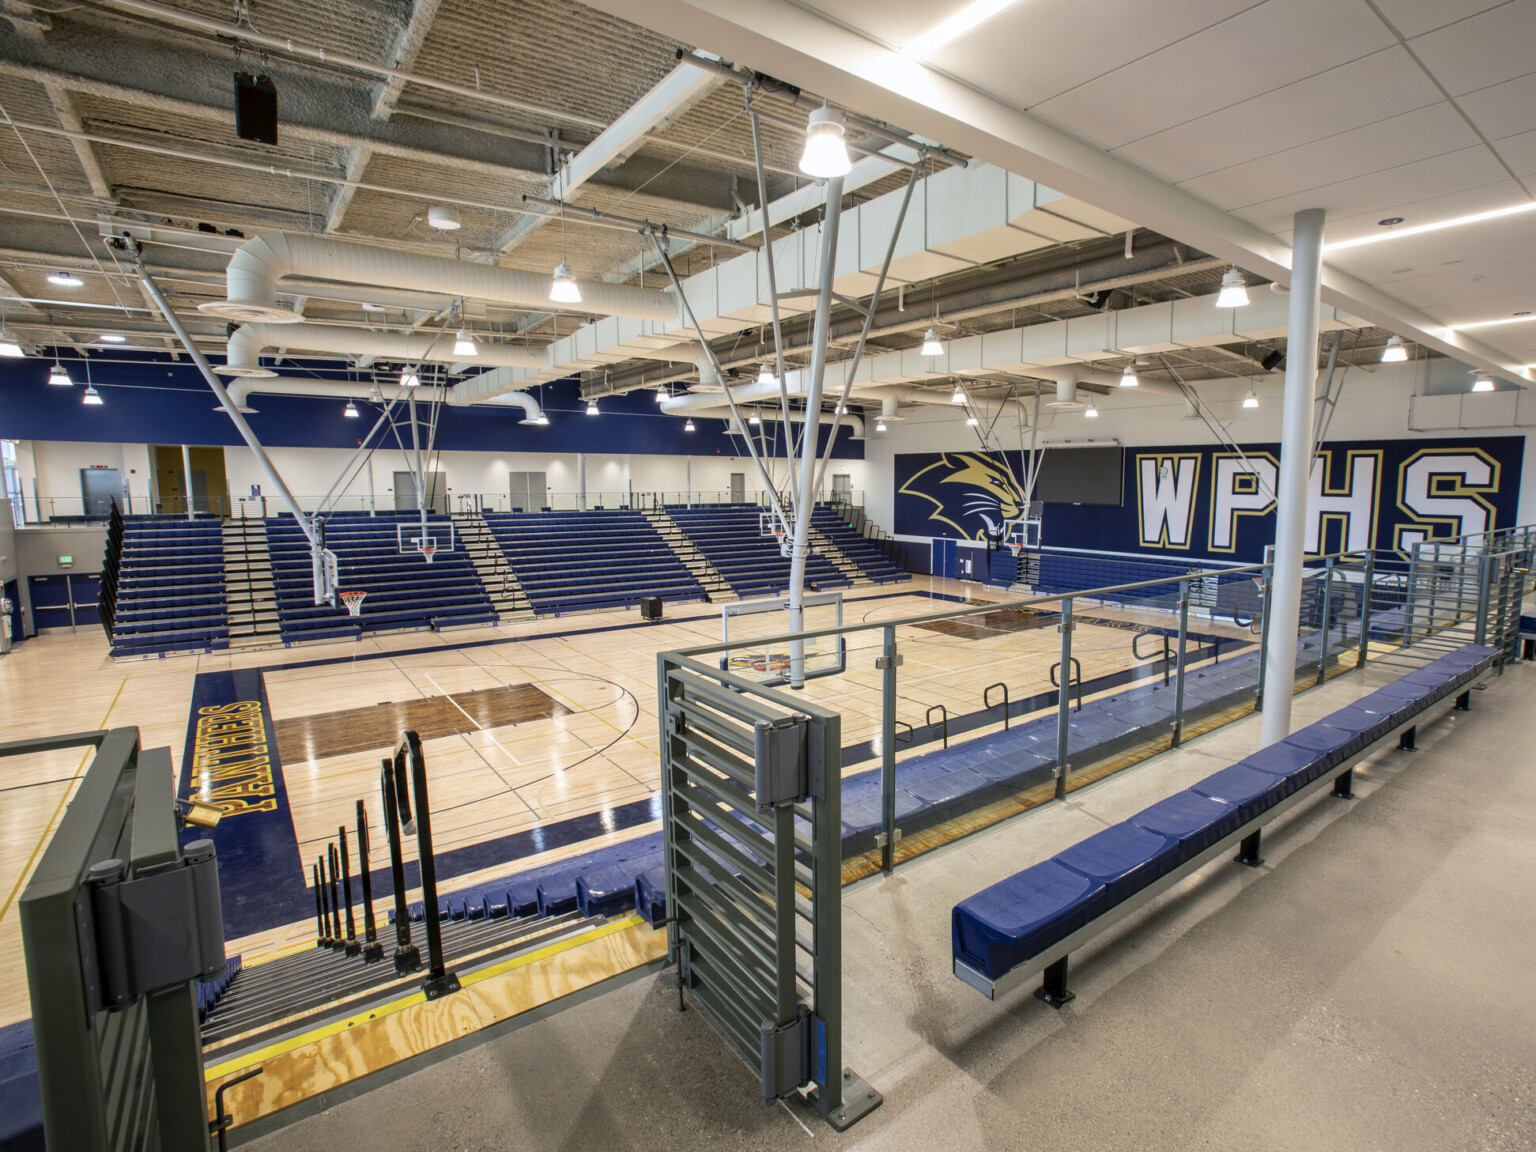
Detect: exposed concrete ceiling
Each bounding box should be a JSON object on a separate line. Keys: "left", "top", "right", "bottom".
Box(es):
{"left": 0, "top": 0, "right": 1508, "bottom": 415}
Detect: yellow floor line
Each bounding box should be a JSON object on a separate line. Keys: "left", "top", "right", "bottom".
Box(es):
{"left": 0, "top": 676, "right": 128, "bottom": 925}
{"left": 204, "top": 914, "right": 643, "bottom": 1080}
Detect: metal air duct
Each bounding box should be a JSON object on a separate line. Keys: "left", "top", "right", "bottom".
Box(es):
{"left": 218, "top": 323, "right": 547, "bottom": 377}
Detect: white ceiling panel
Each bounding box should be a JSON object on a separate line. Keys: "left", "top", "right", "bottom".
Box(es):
{"left": 920, "top": 0, "right": 1259, "bottom": 111}
{"left": 1329, "top": 220, "right": 1536, "bottom": 282}
{"left": 1489, "top": 129, "right": 1536, "bottom": 178}
{"left": 798, "top": 0, "right": 947, "bottom": 50}
{"left": 1176, "top": 102, "right": 1477, "bottom": 211}
{"left": 1110, "top": 47, "right": 1440, "bottom": 185}
{"left": 1314, "top": 179, "right": 1528, "bottom": 246}
{"left": 1408, "top": 1, "right": 1536, "bottom": 96}
{"left": 1236, "top": 145, "right": 1511, "bottom": 232}
{"left": 1382, "top": 261, "right": 1536, "bottom": 313}
{"left": 1028, "top": 0, "right": 1394, "bottom": 149}
{"left": 1455, "top": 70, "right": 1536, "bottom": 143}
{"left": 1370, "top": 0, "right": 1512, "bottom": 38}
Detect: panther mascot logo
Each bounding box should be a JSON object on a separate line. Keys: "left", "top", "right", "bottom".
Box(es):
{"left": 899, "top": 452, "right": 1028, "bottom": 540}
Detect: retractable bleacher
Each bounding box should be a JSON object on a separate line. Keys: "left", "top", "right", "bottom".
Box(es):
{"left": 669, "top": 504, "right": 848, "bottom": 597}
{"left": 811, "top": 503, "right": 908, "bottom": 583}
{"left": 483, "top": 509, "right": 706, "bottom": 615}
{"left": 267, "top": 512, "right": 495, "bottom": 641}
{"left": 107, "top": 517, "right": 229, "bottom": 657}
{"left": 951, "top": 644, "right": 1499, "bottom": 1004}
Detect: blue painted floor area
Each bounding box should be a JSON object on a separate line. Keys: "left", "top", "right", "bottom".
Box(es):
{"left": 179, "top": 669, "right": 309, "bottom": 940}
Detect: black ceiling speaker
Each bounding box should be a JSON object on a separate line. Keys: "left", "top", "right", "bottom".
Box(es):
{"left": 1260, "top": 349, "right": 1285, "bottom": 372}
{"left": 233, "top": 72, "right": 278, "bottom": 144}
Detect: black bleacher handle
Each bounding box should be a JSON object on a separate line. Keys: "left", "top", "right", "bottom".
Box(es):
{"left": 379, "top": 760, "right": 421, "bottom": 974}
{"left": 926, "top": 704, "right": 949, "bottom": 749}
{"left": 1049, "top": 658, "right": 1083, "bottom": 712}
{"left": 396, "top": 730, "right": 460, "bottom": 999}
{"left": 1132, "top": 631, "right": 1173, "bottom": 686}
{"left": 983, "top": 682, "right": 1010, "bottom": 730}
{"left": 894, "top": 720, "right": 914, "bottom": 745}
{"left": 356, "top": 799, "right": 383, "bottom": 962}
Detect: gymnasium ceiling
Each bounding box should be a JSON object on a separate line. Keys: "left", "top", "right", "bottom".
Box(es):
{"left": 0, "top": 0, "right": 1529, "bottom": 410}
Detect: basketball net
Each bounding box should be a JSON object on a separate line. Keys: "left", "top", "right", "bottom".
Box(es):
{"left": 1007, "top": 543, "right": 1022, "bottom": 558}
{"left": 422, "top": 545, "right": 436, "bottom": 564}
{"left": 340, "top": 590, "right": 367, "bottom": 617}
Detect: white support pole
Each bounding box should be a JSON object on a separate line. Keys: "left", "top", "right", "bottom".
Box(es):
{"left": 180, "top": 443, "right": 195, "bottom": 520}
{"left": 577, "top": 452, "right": 587, "bottom": 511}
{"left": 1261, "top": 207, "right": 1327, "bottom": 747}
{"left": 788, "top": 175, "right": 845, "bottom": 689}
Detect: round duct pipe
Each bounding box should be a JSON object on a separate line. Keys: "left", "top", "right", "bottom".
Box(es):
{"left": 225, "top": 376, "right": 544, "bottom": 422}
{"left": 218, "top": 322, "right": 547, "bottom": 377}
{"left": 199, "top": 233, "right": 679, "bottom": 324}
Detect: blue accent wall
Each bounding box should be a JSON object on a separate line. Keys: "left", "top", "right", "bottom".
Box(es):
{"left": 0, "top": 351, "right": 864, "bottom": 460}
{"left": 896, "top": 436, "right": 1525, "bottom": 562}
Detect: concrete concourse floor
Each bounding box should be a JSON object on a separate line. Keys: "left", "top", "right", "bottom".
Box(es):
{"left": 246, "top": 657, "right": 1536, "bottom": 1152}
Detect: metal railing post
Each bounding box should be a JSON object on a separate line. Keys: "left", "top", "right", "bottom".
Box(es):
{"left": 1404, "top": 542, "right": 1422, "bottom": 646}
{"left": 1316, "top": 557, "right": 1334, "bottom": 685}
{"left": 879, "top": 625, "right": 898, "bottom": 874}
{"left": 1055, "top": 598, "right": 1073, "bottom": 801}
{"left": 1475, "top": 551, "right": 1492, "bottom": 647}
{"left": 1356, "top": 551, "right": 1374, "bottom": 668}
{"left": 1172, "top": 580, "right": 1190, "bottom": 748}
{"left": 1255, "top": 546, "right": 1274, "bottom": 711}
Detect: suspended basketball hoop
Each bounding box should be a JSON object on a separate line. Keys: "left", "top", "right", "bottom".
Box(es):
{"left": 1007, "top": 543, "right": 1023, "bottom": 559}
{"left": 422, "top": 545, "right": 436, "bottom": 564}
{"left": 340, "top": 590, "right": 368, "bottom": 617}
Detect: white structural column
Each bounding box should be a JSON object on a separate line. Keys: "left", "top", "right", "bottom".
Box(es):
{"left": 1261, "top": 207, "right": 1327, "bottom": 747}
{"left": 788, "top": 175, "right": 845, "bottom": 688}
{"left": 577, "top": 452, "right": 587, "bottom": 511}
{"left": 180, "top": 443, "right": 195, "bottom": 520}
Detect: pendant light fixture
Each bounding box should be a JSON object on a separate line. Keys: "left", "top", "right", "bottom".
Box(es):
{"left": 0, "top": 330, "right": 23, "bottom": 357}
{"left": 549, "top": 171, "right": 583, "bottom": 304}
{"left": 48, "top": 362, "right": 72, "bottom": 386}
{"left": 534, "top": 414, "right": 549, "bottom": 425}
{"left": 655, "top": 384, "right": 668, "bottom": 402}
{"left": 1242, "top": 388, "right": 1259, "bottom": 409}
{"left": 452, "top": 328, "right": 478, "bottom": 356}
{"left": 1120, "top": 363, "right": 1139, "bottom": 387}
{"left": 757, "top": 361, "right": 774, "bottom": 385}
{"left": 799, "top": 104, "right": 852, "bottom": 179}
{"left": 1471, "top": 374, "right": 1495, "bottom": 392}
{"left": 684, "top": 418, "right": 696, "bottom": 432}
{"left": 747, "top": 411, "right": 760, "bottom": 425}
{"left": 368, "top": 383, "right": 384, "bottom": 403}
{"left": 950, "top": 382, "right": 965, "bottom": 404}
{"left": 922, "top": 327, "right": 944, "bottom": 356}
{"left": 586, "top": 399, "right": 599, "bottom": 416}
{"left": 875, "top": 419, "right": 887, "bottom": 433}
{"left": 82, "top": 384, "right": 103, "bottom": 406}
{"left": 343, "top": 400, "right": 359, "bottom": 418}
{"left": 1380, "top": 335, "right": 1408, "bottom": 363}
{"left": 1084, "top": 399, "right": 1098, "bottom": 418}
{"left": 400, "top": 370, "right": 420, "bottom": 387}
{"left": 1215, "top": 266, "right": 1250, "bottom": 308}
{"left": 965, "top": 415, "right": 979, "bottom": 427}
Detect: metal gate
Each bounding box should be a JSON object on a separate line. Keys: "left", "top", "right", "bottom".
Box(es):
{"left": 656, "top": 653, "right": 880, "bottom": 1131}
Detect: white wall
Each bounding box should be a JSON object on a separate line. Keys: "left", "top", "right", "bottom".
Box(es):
{"left": 217, "top": 445, "right": 874, "bottom": 512}
{"left": 861, "top": 360, "right": 1536, "bottom": 539}
{"left": 13, "top": 440, "right": 153, "bottom": 518}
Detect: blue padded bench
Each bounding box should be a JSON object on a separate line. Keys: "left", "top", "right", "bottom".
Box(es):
{"left": 1521, "top": 613, "right": 1536, "bottom": 660}
{"left": 0, "top": 1019, "right": 42, "bottom": 1151}
{"left": 952, "top": 644, "right": 1497, "bottom": 1004}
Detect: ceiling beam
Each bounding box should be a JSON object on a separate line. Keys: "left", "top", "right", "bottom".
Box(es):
{"left": 0, "top": 21, "right": 734, "bottom": 214}
{"left": 492, "top": 60, "right": 725, "bottom": 253}
{"left": 581, "top": 0, "right": 1532, "bottom": 386}
{"left": 371, "top": 0, "right": 444, "bottom": 120}
{"left": 40, "top": 80, "right": 111, "bottom": 201}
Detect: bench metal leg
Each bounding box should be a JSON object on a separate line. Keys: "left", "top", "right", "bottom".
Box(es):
{"left": 1398, "top": 725, "right": 1416, "bottom": 752}
{"left": 1524, "top": 637, "right": 1534, "bottom": 662}
{"left": 1234, "top": 829, "right": 1264, "bottom": 868}
{"left": 1033, "top": 955, "right": 1075, "bottom": 1009}
{"left": 1455, "top": 690, "right": 1471, "bottom": 711}
{"left": 1331, "top": 767, "right": 1354, "bottom": 799}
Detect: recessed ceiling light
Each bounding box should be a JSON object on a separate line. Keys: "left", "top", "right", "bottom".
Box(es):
{"left": 901, "top": 0, "right": 1028, "bottom": 59}
{"left": 427, "top": 205, "right": 461, "bottom": 231}
{"left": 1451, "top": 314, "right": 1536, "bottom": 331}
{"left": 1326, "top": 201, "right": 1536, "bottom": 252}
{"left": 47, "top": 272, "right": 84, "bottom": 287}
{"left": 1378, "top": 217, "right": 1404, "bottom": 227}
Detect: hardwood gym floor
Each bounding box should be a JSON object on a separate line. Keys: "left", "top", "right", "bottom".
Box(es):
{"left": 0, "top": 577, "right": 1260, "bottom": 1031}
